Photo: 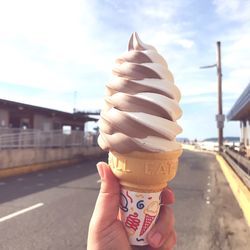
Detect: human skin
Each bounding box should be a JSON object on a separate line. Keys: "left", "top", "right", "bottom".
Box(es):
{"left": 87, "top": 162, "right": 176, "bottom": 250}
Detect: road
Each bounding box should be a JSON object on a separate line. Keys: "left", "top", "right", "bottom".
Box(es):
{"left": 0, "top": 150, "right": 249, "bottom": 250}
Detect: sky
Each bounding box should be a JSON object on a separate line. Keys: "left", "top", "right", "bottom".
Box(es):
{"left": 0, "top": 0, "right": 250, "bottom": 140}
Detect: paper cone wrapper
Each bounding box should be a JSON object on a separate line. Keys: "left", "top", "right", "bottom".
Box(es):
{"left": 120, "top": 188, "right": 161, "bottom": 245}
{"left": 108, "top": 149, "right": 182, "bottom": 245}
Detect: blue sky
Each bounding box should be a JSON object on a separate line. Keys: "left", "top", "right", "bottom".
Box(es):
{"left": 0, "top": 0, "right": 250, "bottom": 139}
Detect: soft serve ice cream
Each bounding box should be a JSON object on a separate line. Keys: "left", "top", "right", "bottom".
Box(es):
{"left": 97, "top": 32, "right": 183, "bottom": 246}
{"left": 98, "top": 32, "right": 182, "bottom": 154}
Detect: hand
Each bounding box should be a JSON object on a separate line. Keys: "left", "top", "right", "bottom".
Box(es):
{"left": 87, "top": 162, "right": 176, "bottom": 250}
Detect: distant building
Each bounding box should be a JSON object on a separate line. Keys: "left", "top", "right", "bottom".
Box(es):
{"left": 0, "top": 98, "right": 98, "bottom": 131}
{"left": 227, "top": 83, "right": 250, "bottom": 155}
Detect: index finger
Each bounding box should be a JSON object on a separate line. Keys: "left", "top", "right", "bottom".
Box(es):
{"left": 161, "top": 187, "right": 175, "bottom": 205}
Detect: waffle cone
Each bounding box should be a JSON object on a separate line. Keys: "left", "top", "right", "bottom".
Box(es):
{"left": 108, "top": 149, "right": 182, "bottom": 192}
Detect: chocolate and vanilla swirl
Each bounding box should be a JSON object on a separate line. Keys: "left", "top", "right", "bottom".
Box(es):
{"left": 98, "top": 32, "right": 182, "bottom": 154}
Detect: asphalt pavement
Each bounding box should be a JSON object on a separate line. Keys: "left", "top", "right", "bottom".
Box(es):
{"left": 0, "top": 150, "right": 249, "bottom": 250}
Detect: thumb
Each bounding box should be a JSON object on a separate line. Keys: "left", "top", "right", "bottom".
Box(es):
{"left": 91, "top": 162, "right": 120, "bottom": 229}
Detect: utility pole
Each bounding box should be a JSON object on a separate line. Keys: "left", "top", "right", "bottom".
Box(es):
{"left": 216, "top": 41, "right": 224, "bottom": 152}
{"left": 200, "top": 41, "right": 224, "bottom": 152}
{"left": 73, "top": 91, "right": 78, "bottom": 113}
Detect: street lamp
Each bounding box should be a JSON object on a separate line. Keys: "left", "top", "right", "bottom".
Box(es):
{"left": 200, "top": 41, "right": 225, "bottom": 152}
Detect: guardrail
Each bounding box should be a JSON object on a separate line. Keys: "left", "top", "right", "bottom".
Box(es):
{"left": 0, "top": 129, "right": 98, "bottom": 149}
{"left": 222, "top": 146, "right": 250, "bottom": 189}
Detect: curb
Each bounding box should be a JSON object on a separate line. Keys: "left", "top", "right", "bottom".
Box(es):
{"left": 216, "top": 154, "right": 250, "bottom": 227}
{"left": 182, "top": 144, "right": 216, "bottom": 155}
{"left": 0, "top": 158, "right": 82, "bottom": 179}
{"left": 182, "top": 145, "right": 250, "bottom": 227}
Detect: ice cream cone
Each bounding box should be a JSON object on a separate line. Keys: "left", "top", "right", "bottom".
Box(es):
{"left": 108, "top": 149, "right": 182, "bottom": 245}
{"left": 97, "top": 32, "right": 183, "bottom": 246}
{"left": 109, "top": 149, "right": 182, "bottom": 192}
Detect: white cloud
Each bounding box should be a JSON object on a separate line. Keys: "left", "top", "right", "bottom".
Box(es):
{"left": 181, "top": 95, "right": 216, "bottom": 105}
{"left": 0, "top": 0, "right": 249, "bottom": 139}
{"left": 77, "top": 98, "right": 104, "bottom": 112}
{"left": 0, "top": 0, "right": 115, "bottom": 91}
{"left": 176, "top": 39, "right": 194, "bottom": 49}
{"left": 139, "top": 1, "right": 177, "bottom": 21}
{"left": 180, "top": 83, "right": 217, "bottom": 97}
{"left": 0, "top": 90, "right": 72, "bottom": 112}
{"left": 215, "top": 24, "right": 250, "bottom": 95}
{"left": 126, "top": 0, "right": 195, "bottom": 51}
{"left": 0, "top": 0, "right": 197, "bottom": 90}
{"left": 0, "top": 43, "right": 74, "bottom": 91}
{"left": 213, "top": 0, "right": 250, "bottom": 21}
{"left": 196, "top": 1, "right": 250, "bottom": 100}
{"left": 181, "top": 91, "right": 239, "bottom": 106}
{"left": 223, "top": 31, "right": 250, "bottom": 68}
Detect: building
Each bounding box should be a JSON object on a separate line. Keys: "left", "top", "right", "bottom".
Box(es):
{"left": 227, "top": 83, "right": 250, "bottom": 155}
{"left": 0, "top": 98, "right": 99, "bottom": 131}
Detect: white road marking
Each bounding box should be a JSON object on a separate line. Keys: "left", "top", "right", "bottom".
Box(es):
{"left": 206, "top": 200, "right": 210, "bottom": 204}
{"left": 0, "top": 182, "right": 6, "bottom": 186}
{"left": 206, "top": 196, "right": 210, "bottom": 200}
{"left": 97, "top": 179, "right": 101, "bottom": 183}
{"left": 0, "top": 203, "right": 44, "bottom": 223}
{"left": 207, "top": 182, "right": 211, "bottom": 186}
{"left": 208, "top": 176, "right": 211, "bottom": 179}
{"left": 207, "top": 189, "right": 211, "bottom": 192}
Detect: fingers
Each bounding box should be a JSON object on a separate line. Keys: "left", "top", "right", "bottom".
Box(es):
{"left": 97, "top": 162, "right": 120, "bottom": 194}
{"left": 161, "top": 230, "right": 177, "bottom": 250}
{"left": 147, "top": 188, "right": 176, "bottom": 249}
{"left": 90, "top": 162, "right": 120, "bottom": 230}
{"left": 147, "top": 206, "right": 175, "bottom": 248}
{"left": 161, "top": 187, "right": 175, "bottom": 205}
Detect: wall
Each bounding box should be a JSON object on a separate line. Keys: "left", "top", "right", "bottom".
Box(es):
{"left": 0, "top": 146, "right": 103, "bottom": 169}
{"left": 0, "top": 109, "right": 9, "bottom": 127}
{"left": 33, "top": 114, "right": 53, "bottom": 130}
{"left": 240, "top": 120, "right": 250, "bottom": 157}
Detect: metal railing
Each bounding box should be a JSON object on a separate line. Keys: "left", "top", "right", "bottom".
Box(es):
{"left": 0, "top": 129, "right": 98, "bottom": 149}
{"left": 222, "top": 146, "right": 250, "bottom": 189}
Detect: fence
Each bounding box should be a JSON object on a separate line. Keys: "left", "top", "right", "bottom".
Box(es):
{"left": 0, "top": 129, "right": 98, "bottom": 149}
{"left": 222, "top": 146, "right": 250, "bottom": 189}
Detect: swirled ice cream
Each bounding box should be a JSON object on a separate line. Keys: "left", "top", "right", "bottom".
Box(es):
{"left": 98, "top": 32, "right": 182, "bottom": 154}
